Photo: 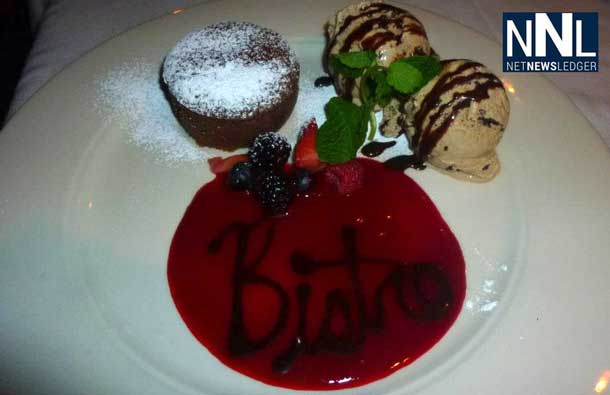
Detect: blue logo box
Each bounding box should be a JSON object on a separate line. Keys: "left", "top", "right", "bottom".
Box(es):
{"left": 503, "top": 12, "right": 598, "bottom": 72}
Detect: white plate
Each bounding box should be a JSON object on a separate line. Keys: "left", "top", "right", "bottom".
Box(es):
{"left": 1, "top": 1, "right": 609, "bottom": 394}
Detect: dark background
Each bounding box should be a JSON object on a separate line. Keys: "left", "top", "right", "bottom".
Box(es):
{"left": 1, "top": 0, "right": 33, "bottom": 126}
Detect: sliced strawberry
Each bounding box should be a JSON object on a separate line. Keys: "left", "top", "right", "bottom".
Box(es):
{"left": 208, "top": 154, "right": 248, "bottom": 175}
{"left": 295, "top": 118, "right": 325, "bottom": 172}
{"left": 323, "top": 160, "right": 364, "bottom": 195}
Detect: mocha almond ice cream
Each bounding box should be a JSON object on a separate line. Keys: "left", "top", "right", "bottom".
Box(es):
{"left": 400, "top": 59, "right": 510, "bottom": 182}
{"left": 326, "top": 0, "right": 432, "bottom": 105}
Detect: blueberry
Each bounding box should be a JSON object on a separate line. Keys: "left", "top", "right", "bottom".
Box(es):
{"left": 227, "top": 161, "right": 253, "bottom": 190}
{"left": 294, "top": 168, "right": 312, "bottom": 192}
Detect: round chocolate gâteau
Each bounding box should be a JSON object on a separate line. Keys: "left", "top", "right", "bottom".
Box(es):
{"left": 162, "top": 22, "right": 300, "bottom": 151}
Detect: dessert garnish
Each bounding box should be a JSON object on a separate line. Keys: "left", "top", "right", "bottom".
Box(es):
{"left": 326, "top": 1, "right": 433, "bottom": 102}
{"left": 316, "top": 53, "right": 441, "bottom": 165}
{"left": 227, "top": 161, "right": 253, "bottom": 190}
{"left": 314, "top": 76, "right": 334, "bottom": 87}
{"left": 294, "top": 118, "right": 325, "bottom": 172}
{"left": 209, "top": 132, "right": 297, "bottom": 215}
{"left": 208, "top": 125, "right": 370, "bottom": 214}
{"left": 322, "top": 160, "right": 365, "bottom": 194}
{"left": 208, "top": 154, "right": 248, "bottom": 175}
{"left": 361, "top": 140, "right": 396, "bottom": 157}
{"left": 384, "top": 154, "right": 427, "bottom": 171}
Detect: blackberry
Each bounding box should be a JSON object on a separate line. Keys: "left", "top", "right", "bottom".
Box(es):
{"left": 227, "top": 161, "right": 253, "bottom": 190}
{"left": 249, "top": 132, "right": 291, "bottom": 170}
{"left": 254, "top": 170, "right": 293, "bottom": 215}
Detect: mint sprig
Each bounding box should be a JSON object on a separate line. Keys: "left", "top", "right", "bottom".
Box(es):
{"left": 334, "top": 51, "right": 377, "bottom": 69}
{"left": 317, "top": 52, "right": 442, "bottom": 164}
{"left": 386, "top": 62, "right": 423, "bottom": 93}
{"left": 328, "top": 56, "right": 365, "bottom": 79}
{"left": 328, "top": 51, "right": 376, "bottom": 79}
{"left": 316, "top": 97, "right": 368, "bottom": 164}
{"left": 396, "top": 55, "right": 443, "bottom": 81}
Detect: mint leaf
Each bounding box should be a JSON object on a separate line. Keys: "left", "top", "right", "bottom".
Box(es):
{"left": 360, "top": 71, "right": 374, "bottom": 108}
{"left": 335, "top": 51, "right": 376, "bottom": 69}
{"left": 319, "top": 55, "right": 442, "bottom": 160}
{"left": 371, "top": 69, "right": 393, "bottom": 107}
{"left": 359, "top": 67, "right": 391, "bottom": 108}
{"left": 352, "top": 104, "right": 370, "bottom": 152}
{"left": 400, "top": 55, "right": 442, "bottom": 82}
{"left": 329, "top": 55, "right": 364, "bottom": 79}
{"left": 386, "top": 62, "right": 424, "bottom": 94}
{"left": 316, "top": 97, "right": 368, "bottom": 164}
{"left": 386, "top": 56, "right": 442, "bottom": 94}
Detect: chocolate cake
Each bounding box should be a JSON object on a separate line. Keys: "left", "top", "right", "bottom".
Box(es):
{"left": 162, "top": 22, "right": 300, "bottom": 151}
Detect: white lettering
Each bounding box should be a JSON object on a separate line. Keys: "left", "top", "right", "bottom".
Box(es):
{"left": 535, "top": 13, "right": 572, "bottom": 56}
{"left": 507, "top": 20, "right": 532, "bottom": 56}
{"left": 576, "top": 20, "right": 596, "bottom": 56}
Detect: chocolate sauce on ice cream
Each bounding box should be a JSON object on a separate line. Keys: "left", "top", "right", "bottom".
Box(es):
{"left": 325, "top": 1, "right": 432, "bottom": 103}
{"left": 402, "top": 59, "right": 510, "bottom": 182}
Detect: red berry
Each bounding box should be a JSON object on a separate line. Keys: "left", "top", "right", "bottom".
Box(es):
{"left": 208, "top": 154, "right": 248, "bottom": 175}
{"left": 295, "top": 118, "right": 325, "bottom": 172}
{"left": 323, "top": 160, "right": 364, "bottom": 195}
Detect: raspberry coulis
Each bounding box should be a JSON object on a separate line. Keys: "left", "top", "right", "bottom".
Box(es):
{"left": 167, "top": 158, "right": 466, "bottom": 390}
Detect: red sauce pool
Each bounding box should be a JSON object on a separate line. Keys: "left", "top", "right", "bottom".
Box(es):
{"left": 168, "top": 158, "right": 466, "bottom": 390}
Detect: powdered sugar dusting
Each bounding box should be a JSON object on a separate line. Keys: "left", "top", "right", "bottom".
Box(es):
{"left": 93, "top": 59, "right": 331, "bottom": 164}
{"left": 93, "top": 48, "right": 340, "bottom": 164}
{"left": 95, "top": 60, "right": 207, "bottom": 165}
{"left": 162, "top": 22, "right": 299, "bottom": 119}
{"left": 169, "top": 60, "right": 289, "bottom": 118}
{"left": 284, "top": 70, "right": 334, "bottom": 142}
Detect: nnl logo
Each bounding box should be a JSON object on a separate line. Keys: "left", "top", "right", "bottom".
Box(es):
{"left": 503, "top": 12, "right": 598, "bottom": 72}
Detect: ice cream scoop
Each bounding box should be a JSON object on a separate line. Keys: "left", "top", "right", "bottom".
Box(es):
{"left": 401, "top": 59, "right": 510, "bottom": 182}
{"left": 326, "top": 0, "right": 432, "bottom": 105}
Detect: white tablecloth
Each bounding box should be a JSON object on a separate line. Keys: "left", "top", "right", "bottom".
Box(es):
{"left": 9, "top": 0, "right": 610, "bottom": 147}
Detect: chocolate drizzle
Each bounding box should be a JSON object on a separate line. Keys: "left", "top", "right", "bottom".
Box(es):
{"left": 361, "top": 31, "right": 397, "bottom": 51}
{"left": 331, "top": 3, "right": 426, "bottom": 53}
{"left": 361, "top": 140, "right": 396, "bottom": 157}
{"left": 384, "top": 155, "right": 426, "bottom": 171}
{"left": 208, "top": 220, "right": 454, "bottom": 375}
{"left": 340, "top": 15, "right": 421, "bottom": 53}
{"left": 325, "top": 3, "right": 430, "bottom": 101}
{"left": 314, "top": 75, "right": 334, "bottom": 87}
{"left": 411, "top": 61, "right": 504, "bottom": 160}
{"left": 208, "top": 221, "right": 290, "bottom": 357}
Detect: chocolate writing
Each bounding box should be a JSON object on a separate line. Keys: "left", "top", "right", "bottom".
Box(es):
{"left": 208, "top": 220, "right": 453, "bottom": 375}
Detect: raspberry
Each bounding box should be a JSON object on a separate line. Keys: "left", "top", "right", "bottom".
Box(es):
{"left": 254, "top": 170, "right": 293, "bottom": 214}
{"left": 249, "top": 132, "right": 291, "bottom": 170}
{"left": 323, "top": 160, "right": 364, "bottom": 195}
